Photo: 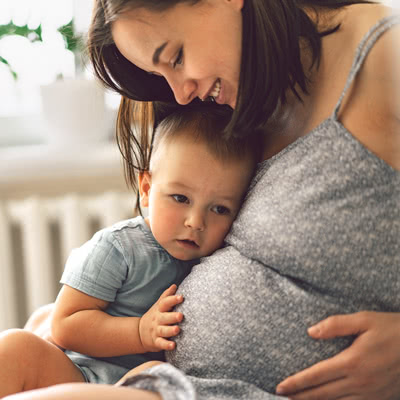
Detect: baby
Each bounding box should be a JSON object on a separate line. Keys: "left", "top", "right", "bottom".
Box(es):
{"left": 0, "top": 104, "right": 258, "bottom": 397}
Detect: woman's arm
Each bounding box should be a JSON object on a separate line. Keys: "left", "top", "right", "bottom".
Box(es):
{"left": 276, "top": 311, "right": 400, "bottom": 400}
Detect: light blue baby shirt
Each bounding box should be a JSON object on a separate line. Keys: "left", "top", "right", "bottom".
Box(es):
{"left": 60, "top": 216, "right": 196, "bottom": 370}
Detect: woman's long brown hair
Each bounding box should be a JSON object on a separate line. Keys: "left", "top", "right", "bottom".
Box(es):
{"left": 87, "top": 0, "right": 374, "bottom": 192}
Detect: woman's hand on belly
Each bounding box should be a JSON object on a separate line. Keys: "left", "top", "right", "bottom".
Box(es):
{"left": 276, "top": 311, "right": 400, "bottom": 400}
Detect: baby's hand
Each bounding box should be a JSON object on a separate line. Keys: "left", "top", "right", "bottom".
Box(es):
{"left": 139, "top": 284, "right": 184, "bottom": 352}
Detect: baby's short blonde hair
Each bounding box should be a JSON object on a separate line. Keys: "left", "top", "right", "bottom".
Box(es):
{"left": 150, "top": 104, "right": 260, "bottom": 173}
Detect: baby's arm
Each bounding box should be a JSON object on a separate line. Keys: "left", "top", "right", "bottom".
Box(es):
{"left": 51, "top": 284, "right": 183, "bottom": 357}
{"left": 24, "top": 303, "right": 58, "bottom": 346}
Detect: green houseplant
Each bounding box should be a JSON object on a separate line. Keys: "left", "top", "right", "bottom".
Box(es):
{"left": 0, "top": 20, "right": 83, "bottom": 80}
{"left": 0, "top": 19, "right": 111, "bottom": 147}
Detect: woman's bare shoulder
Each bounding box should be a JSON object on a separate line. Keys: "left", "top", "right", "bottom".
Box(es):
{"left": 338, "top": 4, "right": 400, "bottom": 169}
{"left": 341, "top": 3, "right": 399, "bottom": 84}
{"left": 344, "top": 4, "right": 394, "bottom": 30}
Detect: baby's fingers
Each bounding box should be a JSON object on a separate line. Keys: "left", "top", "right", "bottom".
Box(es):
{"left": 159, "top": 294, "right": 184, "bottom": 312}
{"left": 157, "top": 324, "right": 180, "bottom": 338}
{"left": 158, "top": 311, "right": 183, "bottom": 325}
{"left": 158, "top": 284, "right": 178, "bottom": 300}
{"left": 154, "top": 336, "right": 176, "bottom": 351}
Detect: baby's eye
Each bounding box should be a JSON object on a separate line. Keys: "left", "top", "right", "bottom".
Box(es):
{"left": 212, "top": 205, "right": 230, "bottom": 215}
{"left": 173, "top": 47, "right": 184, "bottom": 68}
{"left": 172, "top": 194, "right": 189, "bottom": 204}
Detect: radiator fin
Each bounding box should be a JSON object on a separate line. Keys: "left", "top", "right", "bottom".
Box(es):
{"left": 0, "top": 192, "right": 134, "bottom": 330}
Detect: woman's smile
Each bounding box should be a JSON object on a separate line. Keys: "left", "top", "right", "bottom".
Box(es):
{"left": 111, "top": 1, "right": 243, "bottom": 109}
{"left": 204, "top": 79, "right": 222, "bottom": 102}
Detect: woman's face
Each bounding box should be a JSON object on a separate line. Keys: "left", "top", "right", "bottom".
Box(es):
{"left": 111, "top": 0, "right": 243, "bottom": 109}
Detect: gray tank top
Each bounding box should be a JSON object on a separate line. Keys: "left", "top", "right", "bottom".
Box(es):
{"left": 167, "top": 15, "right": 400, "bottom": 396}
{"left": 124, "top": 15, "right": 400, "bottom": 400}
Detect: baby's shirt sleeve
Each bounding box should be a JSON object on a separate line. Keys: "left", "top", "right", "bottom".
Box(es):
{"left": 60, "top": 228, "right": 130, "bottom": 302}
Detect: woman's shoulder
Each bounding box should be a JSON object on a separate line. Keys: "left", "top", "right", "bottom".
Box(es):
{"left": 336, "top": 4, "right": 400, "bottom": 170}
{"left": 342, "top": 3, "right": 395, "bottom": 34}
{"left": 341, "top": 4, "right": 400, "bottom": 61}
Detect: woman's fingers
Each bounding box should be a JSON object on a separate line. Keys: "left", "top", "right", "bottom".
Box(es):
{"left": 276, "top": 352, "right": 347, "bottom": 395}
{"left": 281, "top": 376, "right": 353, "bottom": 400}
{"left": 276, "top": 312, "right": 367, "bottom": 396}
{"left": 278, "top": 312, "right": 400, "bottom": 400}
{"left": 307, "top": 312, "right": 370, "bottom": 339}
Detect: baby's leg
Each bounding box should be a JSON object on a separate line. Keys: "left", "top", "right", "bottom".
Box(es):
{"left": 24, "top": 303, "right": 57, "bottom": 346}
{"left": 3, "top": 384, "right": 161, "bottom": 400}
{"left": 116, "top": 361, "right": 164, "bottom": 385}
{"left": 0, "top": 329, "right": 84, "bottom": 398}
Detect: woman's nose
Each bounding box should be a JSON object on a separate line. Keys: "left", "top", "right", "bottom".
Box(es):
{"left": 166, "top": 74, "right": 197, "bottom": 105}
{"left": 185, "top": 211, "right": 205, "bottom": 231}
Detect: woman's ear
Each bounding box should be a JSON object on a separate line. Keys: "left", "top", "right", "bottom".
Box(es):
{"left": 138, "top": 171, "right": 152, "bottom": 208}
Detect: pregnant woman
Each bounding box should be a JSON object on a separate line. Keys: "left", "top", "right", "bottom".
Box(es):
{"left": 7, "top": 0, "right": 400, "bottom": 399}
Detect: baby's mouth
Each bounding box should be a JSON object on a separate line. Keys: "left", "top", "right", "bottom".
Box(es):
{"left": 177, "top": 239, "right": 199, "bottom": 248}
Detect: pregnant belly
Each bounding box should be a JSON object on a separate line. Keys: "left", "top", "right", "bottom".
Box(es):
{"left": 166, "top": 246, "right": 354, "bottom": 393}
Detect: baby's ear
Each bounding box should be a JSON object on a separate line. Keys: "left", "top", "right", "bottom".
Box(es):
{"left": 138, "top": 171, "right": 151, "bottom": 208}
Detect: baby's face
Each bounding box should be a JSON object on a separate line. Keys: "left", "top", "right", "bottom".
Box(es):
{"left": 140, "top": 138, "right": 254, "bottom": 260}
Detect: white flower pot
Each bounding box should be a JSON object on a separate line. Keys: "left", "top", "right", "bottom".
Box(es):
{"left": 40, "top": 78, "right": 111, "bottom": 146}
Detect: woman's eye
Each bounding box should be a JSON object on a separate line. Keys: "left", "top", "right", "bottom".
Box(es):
{"left": 173, "top": 48, "right": 184, "bottom": 68}
{"left": 212, "top": 205, "right": 230, "bottom": 215}
{"left": 148, "top": 71, "right": 163, "bottom": 77}
{"left": 172, "top": 194, "right": 188, "bottom": 203}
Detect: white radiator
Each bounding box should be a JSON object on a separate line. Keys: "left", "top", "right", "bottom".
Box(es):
{"left": 0, "top": 191, "right": 135, "bottom": 331}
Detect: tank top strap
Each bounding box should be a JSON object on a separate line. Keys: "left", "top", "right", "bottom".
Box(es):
{"left": 332, "top": 14, "right": 400, "bottom": 119}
